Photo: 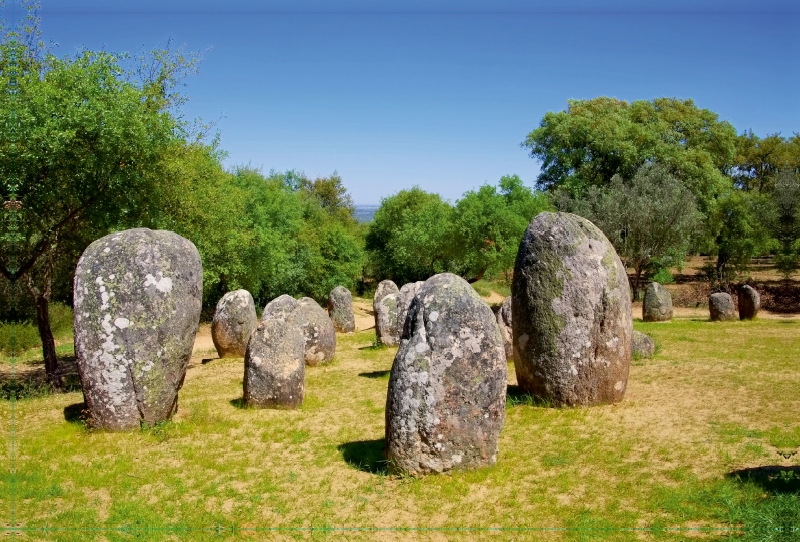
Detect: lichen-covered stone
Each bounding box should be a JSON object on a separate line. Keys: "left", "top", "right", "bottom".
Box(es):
{"left": 294, "top": 298, "right": 336, "bottom": 365}
{"left": 244, "top": 317, "right": 305, "bottom": 409}
{"left": 709, "top": 292, "right": 737, "bottom": 321}
{"left": 262, "top": 294, "right": 298, "bottom": 323}
{"left": 738, "top": 285, "right": 760, "bottom": 320}
{"left": 512, "top": 212, "right": 632, "bottom": 407}
{"left": 328, "top": 286, "right": 355, "bottom": 333}
{"left": 375, "top": 293, "right": 400, "bottom": 346}
{"left": 385, "top": 273, "right": 507, "bottom": 476}
{"left": 397, "top": 281, "right": 424, "bottom": 335}
{"left": 211, "top": 290, "right": 257, "bottom": 358}
{"left": 73, "top": 228, "right": 202, "bottom": 430}
{"left": 496, "top": 296, "right": 513, "bottom": 360}
{"left": 632, "top": 330, "right": 655, "bottom": 358}
{"left": 374, "top": 280, "right": 399, "bottom": 307}
{"left": 643, "top": 282, "right": 672, "bottom": 322}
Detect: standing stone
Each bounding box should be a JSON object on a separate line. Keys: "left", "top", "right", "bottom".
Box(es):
{"left": 244, "top": 317, "right": 305, "bottom": 409}
{"left": 385, "top": 273, "right": 507, "bottom": 476}
{"left": 328, "top": 286, "right": 355, "bottom": 333}
{"left": 294, "top": 298, "right": 336, "bottom": 365}
{"left": 374, "top": 280, "right": 399, "bottom": 307}
{"left": 375, "top": 293, "right": 400, "bottom": 346}
{"left": 738, "top": 285, "right": 761, "bottom": 320}
{"left": 512, "top": 212, "right": 633, "bottom": 407}
{"left": 211, "top": 290, "right": 258, "bottom": 358}
{"left": 709, "top": 292, "right": 737, "bottom": 321}
{"left": 642, "top": 282, "right": 673, "bottom": 322}
{"left": 397, "top": 281, "right": 424, "bottom": 335}
{"left": 262, "top": 294, "right": 298, "bottom": 323}
{"left": 496, "top": 296, "right": 513, "bottom": 361}
{"left": 632, "top": 330, "right": 655, "bottom": 358}
{"left": 73, "top": 228, "right": 202, "bottom": 430}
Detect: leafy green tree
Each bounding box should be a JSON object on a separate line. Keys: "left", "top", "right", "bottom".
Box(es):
{"left": 772, "top": 170, "right": 800, "bottom": 278}
{"left": 522, "top": 97, "right": 738, "bottom": 215}
{"left": 556, "top": 163, "right": 702, "bottom": 295}
{"left": 451, "top": 175, "right": 552, "bottom": 282}
{"left": 0, "top": 33, "right": 188, "bottom": 386}
{"left": 730, "top": 131, "right": 792, "bottom": 193}
{"left": 365, "top": 187, "right": 455, "bottom": 285}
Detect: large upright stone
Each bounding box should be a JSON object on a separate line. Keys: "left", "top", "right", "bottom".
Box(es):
{"left": 496, "top": 296, "right": 513, "bottom": 361}
{"left": 709, "top": 292, "right": 737, "bottom": 321}
{"left": 512, "top": 212, "right": 632, "bottom": 407}
{"left": 294, "top": 298, "right": 336, "bottom": 365}
{"left": 73, "top": 228, "right": 202, "bottom": 430}
{"left": 211, "top": 290, "right": 257, "bottom": 358}
{"left": 385, "top": 273, "right": 507, "bottom": 476}
{"left": 375, "top": 293, "right": 400, "bottom": 346}
{"left": 374, "top": 280, "right": 399, "bottom": 307}
{"left": 328, "top": 286, "right": 355, "bottom": 333}
{"left": 738, "top": 285, "right": 761, "bottom": 320}
{"left": 397, "top": 281, "right": 424, "bottom": 334}
{"left": 643, "top": 282, "right": 673, "bottom": 322}
{"left": 244, "top": 317, "right": 305, "bottom": 409}
{"left": 262, "top": 294, "right": 298, "bottom": 323}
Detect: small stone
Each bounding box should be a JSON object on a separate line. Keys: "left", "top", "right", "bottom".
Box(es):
{"left": 328, "top": 285, "right": 355, "bottom": 333}
{"left": 73, "top": 228, "right": 202, "bottom": 430}
{"left": 496, "top": 296, "right": 513, "bottom": 360}
{"left": 244, "top": 316, "right": 305, "bottom": 409}
{"left": 632, "top": 330, "right": 655, "bottom": 358}
{"left": 262, "top": 294, "right": 299, "bottom": 323}
{"left": 643, "top": 282, "right": 672, "bottom": 322}
{"left": 375, "top": 293, "right": 400, "bottom": 346}
{"left": 709, "top": 292, "right": 737, "bottom": 321}
{"left": 293, "top": 298, "right": 336, "bottom": 365}
{"left": 512, "top": 212, "right": 632, "bottom": 407}
{"left": 385, "top": 273, "right": 507, "bottom": 476}
{"left": 211, "top": 290, "right": 258, "bottom": 358}
{"left": 738, "top": 285, "right": 761, "bottom": 320}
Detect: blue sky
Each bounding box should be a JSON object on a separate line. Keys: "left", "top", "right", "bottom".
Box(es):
{"left": 6, "top": 0, "right": 800, "bottom": 203}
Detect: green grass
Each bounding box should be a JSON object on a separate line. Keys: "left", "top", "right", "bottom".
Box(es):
{"left": 1, "top": 317, "right": 799, "bottom": 540}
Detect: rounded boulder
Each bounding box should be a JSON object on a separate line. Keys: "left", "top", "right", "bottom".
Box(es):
{"left": 738, "top": 285, "right": 760, "bottom": 320}
{"left": 375, "top": 293, "right": 400, "bottom": 346}
{"left": 632, "top": 330, "right": 655, "bottom": 358}
{"left": 512, "top": 212, "right": 632, "bottom": 407}
{"left": 73, "top": 228, "right": 202, "bottom": 430}
{"left": 709, "top": 292, "right": 737, "bottom": 321}
{"left": 262, "top": 294, "right": 299, "bottom": 323}
{"left": 496, "top": 296, "right": 513, "bottom": 361}
{"left": 385, "top": 273, "right": 507, "bottom": 476}
{"left": 643, "top": 282, "right": 673, "bottom": 322}
{"left": 294, "top": 298, "right": 336, "bottom": 365}
{"left": 211, "top": 290, "right": 258, "bottom": 358}
{"left": 397, "top": 281, "right": 424, "bottom": 335}
{"left": 244, "top": 316, "right": 305, "bottom": 409}
{"left": 328, "top": 286, "right": 355, "bottom": 333}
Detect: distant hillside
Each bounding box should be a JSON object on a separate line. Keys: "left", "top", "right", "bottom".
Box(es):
{"left": 354, "top": 205, "right": 379, "bottom": 223}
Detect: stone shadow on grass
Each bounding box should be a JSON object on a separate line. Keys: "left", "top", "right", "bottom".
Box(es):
{"left": 338, "top": 438, "right": 389, "bottom": 475}
{"left": 506, "top": 384, "right": 552, "bottom": 407}
{"left": 358, "top": 370, "right": 391, "bottom": 379}
{"left": 229, "top": 397, "right": 246, "bottom": 409}
{"left": 63, "top": 402, "right": 88, "bottom": 425}
{"left": 727, "top": 466, "right": 800, "bottom": 495}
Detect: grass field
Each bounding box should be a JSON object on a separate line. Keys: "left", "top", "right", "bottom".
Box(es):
{"left": 1, "top": 310, "right": 799, "bottom": 541}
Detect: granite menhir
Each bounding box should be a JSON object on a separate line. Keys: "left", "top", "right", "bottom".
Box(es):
{"left": 211, "top": 289, "right": 258, "bottom": 358}
{"left": 73, "top": 228, "right": 202, "bottom": 430}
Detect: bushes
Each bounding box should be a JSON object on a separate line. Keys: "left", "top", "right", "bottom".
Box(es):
{"left": 0, "top": 302, "right": 74, "bottom": 356}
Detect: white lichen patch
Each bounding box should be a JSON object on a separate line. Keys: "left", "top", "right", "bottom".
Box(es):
{"left": 144, "top": 272, "right": 173, "bottom": 293}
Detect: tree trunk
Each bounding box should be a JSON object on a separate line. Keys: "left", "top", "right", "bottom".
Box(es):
{"left": 467, "top": 265, "right": 489, "bottom": 284}
{"left": 24, "top": 251, "right": 63, "bottom": 391}
{"left": 631, "top": 268, "right": 644, "bottom": 301}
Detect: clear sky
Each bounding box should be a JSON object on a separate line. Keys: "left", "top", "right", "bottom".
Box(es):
{"left": 6, "top": 0, "right": 799, "bottom": 203}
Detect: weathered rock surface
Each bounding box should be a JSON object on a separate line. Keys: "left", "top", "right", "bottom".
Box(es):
{"left": 211, "top": 290, "right": 258, "bottom": 358}
{"left": 262, "top": 294, "right": 298, "bottom": 323}
{"left": 73, "top": 228, "right": 202, "bottom": 430}
{"left": 512, "top": 212, "right": 632, "bottom": 407}
{"left": 385, "top": 273, "right": 507, "bottom": 476}
{"left": 738, "top": 285, "right": 761, "bottom": 320}
{"left": 328, "top": 286, "right": 355, "bottom": 333}
{"left": 244, "top": 317, "right": 305, "bottom": 409}
{"left": 375, "top": 293, "right": 400, "bottom": 346}
{"left": 374, "top": 280, "right": 399, "bottom": 306}
{"left": 397, "top": 281, "right": 424, "bottom": 335}
{"left": 643, "top": 282, "right": 673, "bottom": 322}
{"left": 294, "top": 298, "right": 336, "bottom": 365}
{"left": 496, "top": 296, "right": 513, "bottom": 360}
{"left": 632, "top": 330, "right": 655, "bottom": 358}
{"left": 709, "top": 292, "right": 737, "bottom": 321}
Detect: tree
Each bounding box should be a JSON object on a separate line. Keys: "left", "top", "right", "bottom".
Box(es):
{"left": 556, "top": 163, "right": 702, "bottom": 296}
{"left": 0, "top": 23, "right": 192, "bottom": 387}
{"left": 451, "top": 175, "right": 552, "bottom": 282}
{"left": 772, "top": 170, "right": 800, "bottom": 278}
{"left": 365, "top": 187, "right": 455, "bottom": 285}
{"left": 522, "top": 97, "right": 738, "bottom": 215}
